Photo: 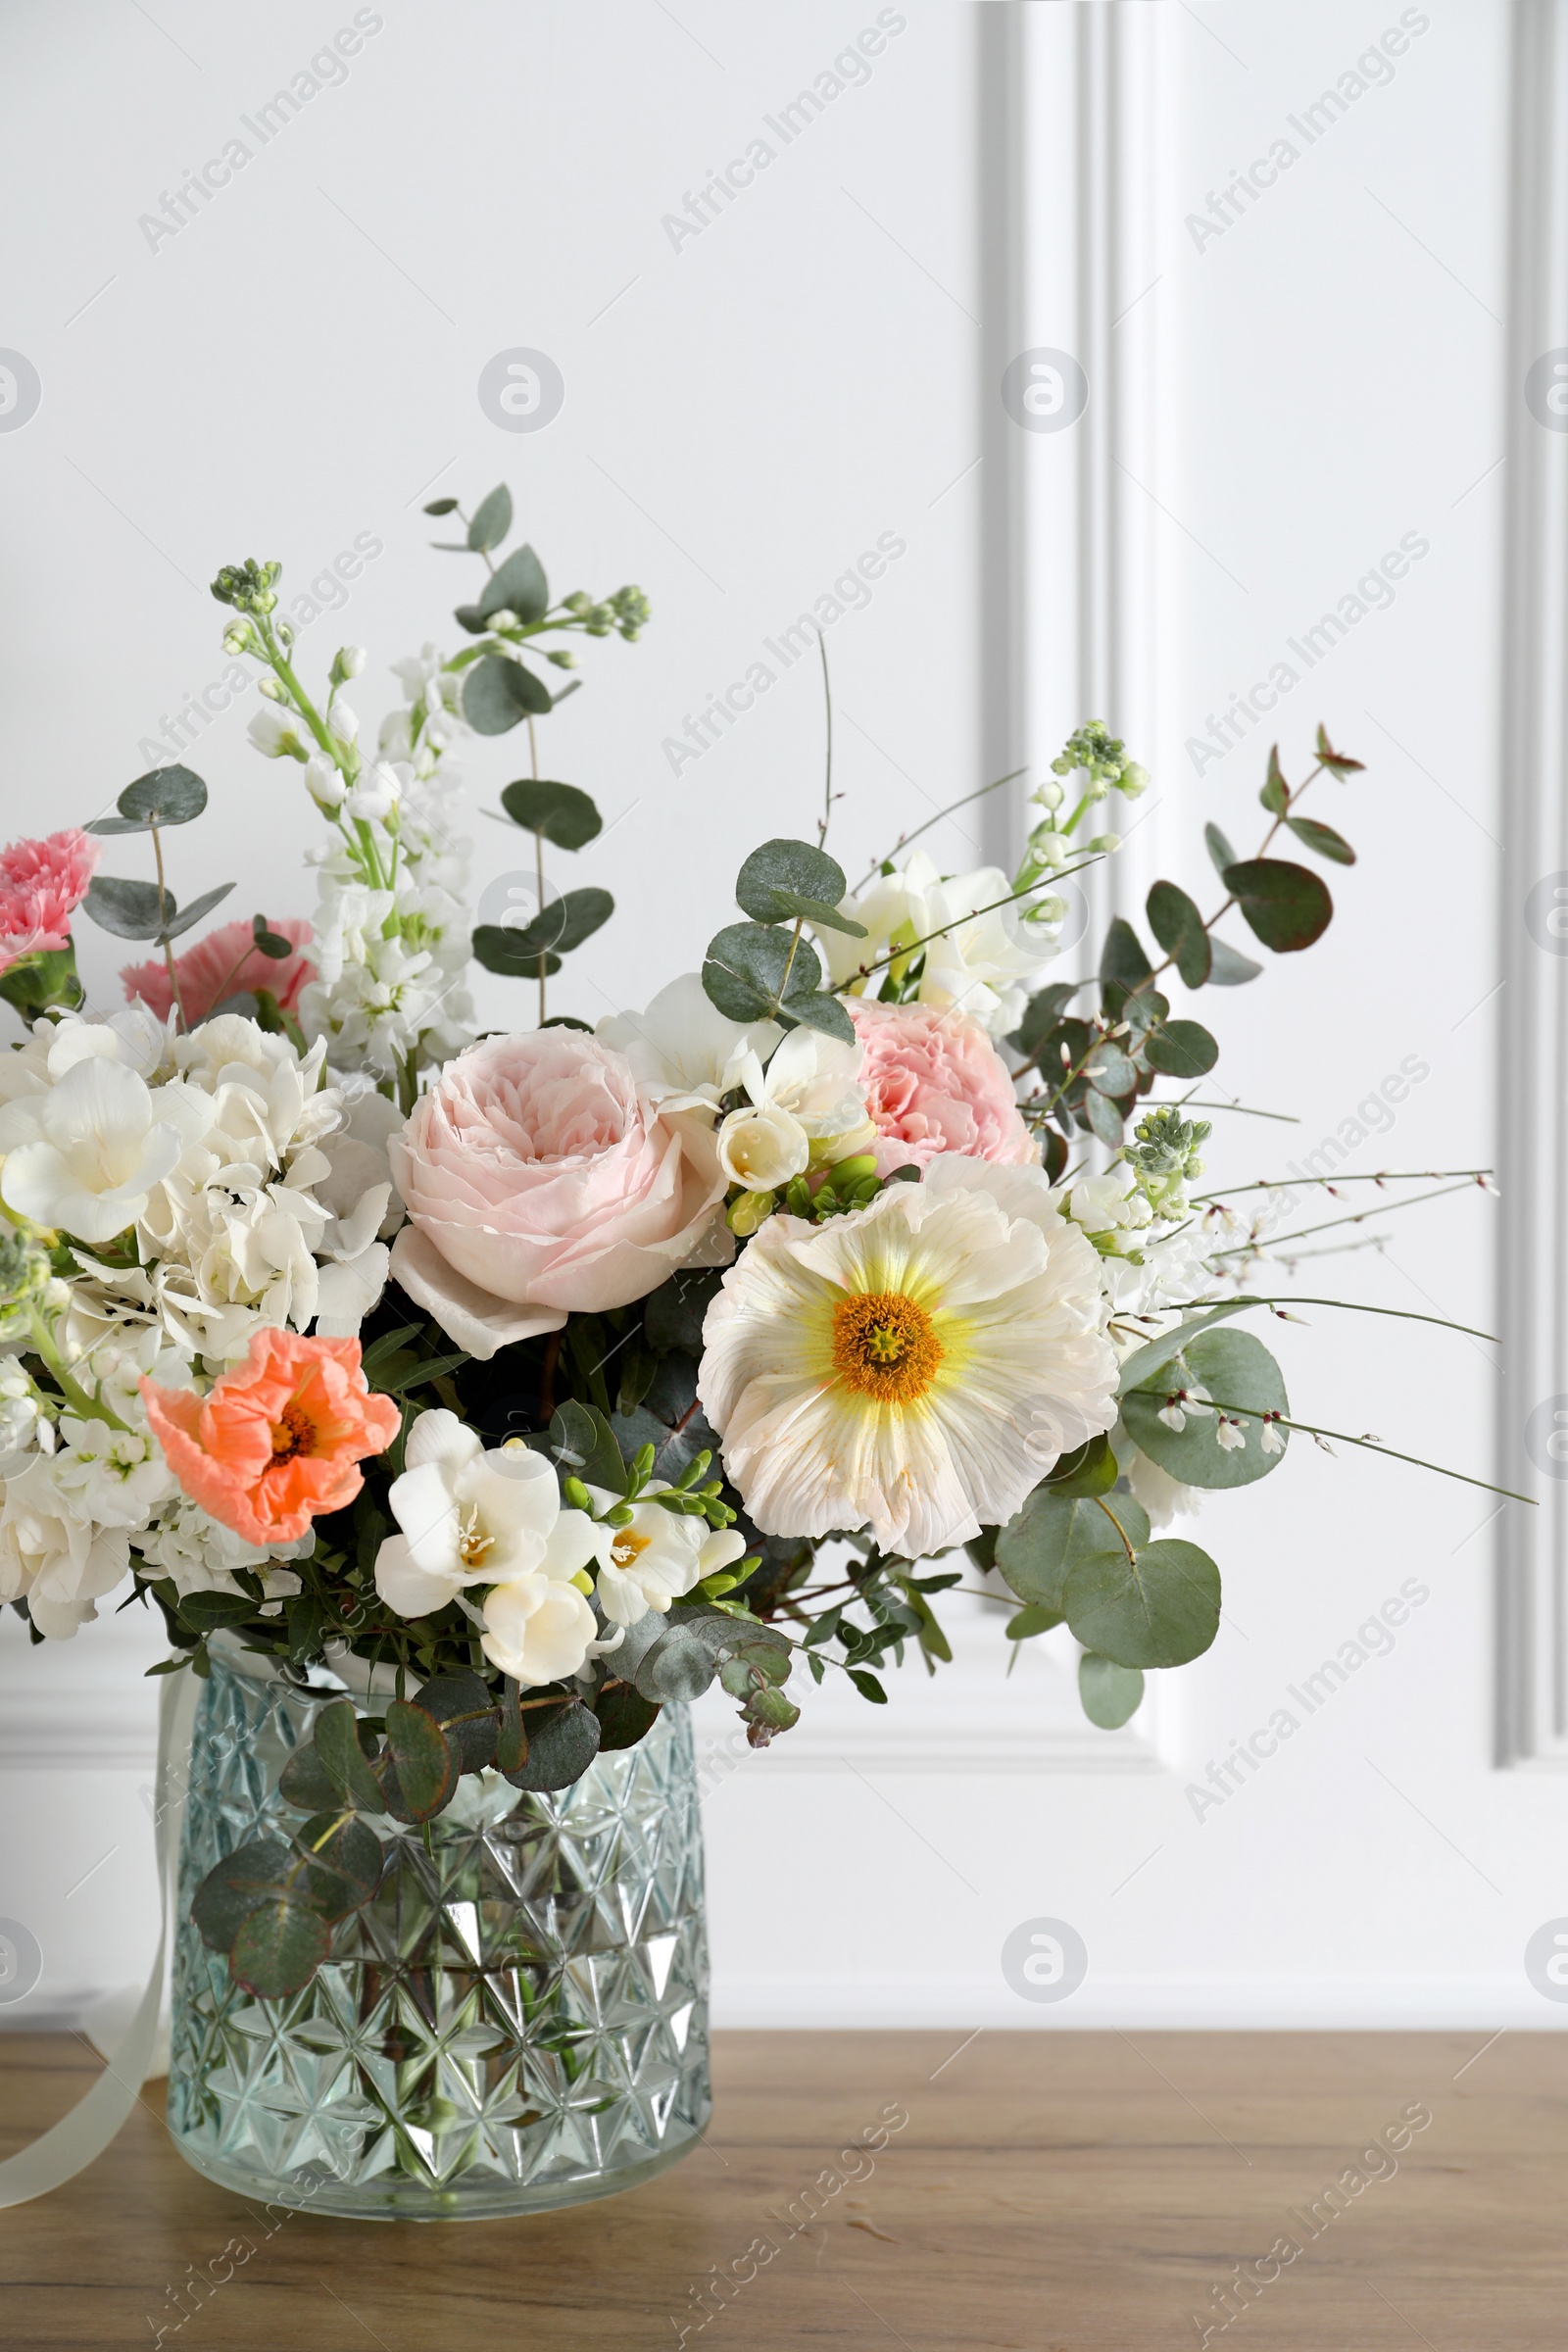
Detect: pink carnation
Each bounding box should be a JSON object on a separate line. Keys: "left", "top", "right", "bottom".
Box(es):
{"left": 121, "top": 916, "right": 314, "bottom": 1025}
{"left": 850, "top": 997, "right": 1039, "bottom": 1175}
{"left": 0, "top": 829, "right": 101, "bottom": 966}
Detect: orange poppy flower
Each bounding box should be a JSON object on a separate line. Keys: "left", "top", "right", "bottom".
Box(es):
{"left": 142, "top": 1329, "right": 402, "bottom": 1547}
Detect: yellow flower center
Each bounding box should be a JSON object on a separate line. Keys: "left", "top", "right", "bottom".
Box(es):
{"left": 269, "top": 1399, "right": 316, "bottom": 1464}
{"left": 458, "top": 1505, "right": 495, "bottom": 1568}
{"left": 831, "top": 1291, "right": 943, "bottom": 1405}
{"left": 612, "top": 1529, "right": 652, "bottom": 1569}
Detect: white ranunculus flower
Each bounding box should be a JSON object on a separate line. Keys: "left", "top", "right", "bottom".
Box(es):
{"left": 698, "top": 1152, "right": 1119, "bottom": 1560}
{"left": 0, "top": 1058, "right": 203, "bottom": 1245}
{"left": 374, "top": 1409, "right": 606, "bottom": 1619}
{"left": 583, "top": 1483, "right": 745, "bottom": 1627}
{"left": 0, "top": 1456, "right": 129, "bottom": 1637}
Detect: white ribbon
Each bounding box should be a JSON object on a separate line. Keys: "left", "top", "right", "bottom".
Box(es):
{"left": 0, "top": 1664, "right": 199, "bottom": 2208}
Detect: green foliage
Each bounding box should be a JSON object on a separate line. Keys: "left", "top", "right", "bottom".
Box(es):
{"left": 0, "top": 941, "right": 84, "bottom": 1023}
{"left": 996, "top": 1489, "right": 1152, "bottom": 1616}
{"left": 476, "top": 544, "right": 550, "bottom": 626}
{"left": 1062, "top": 1535, "right": 1221, "bottom": 1670}
{"left": 1204, "top": 820, "right": 1238, "bottom": 879}
{"left": 735, "top": 840, "right": 865, "bottom": 935}
{"left": 499, "top": 778, "right": 603, "bottom": 848}
{"left": 1100, "top": 915, "right": 1152, "bottom": 1004}
{"left": 1142, "top": 1017, "right": 1218, "bottom": 1078}
{"left": 473, "top": 887, "right": 612, "bottom": 974}
{"left": 502, "top": 1698, "right": 602, "bottom": 1790}
{"left": 1206, "top": 936, "right": 1263, "bottom": 985}
{"left": 87, "top": 765, "right": 208, "bottom": 834}
{"left": 1286, "top": 814, "right": 1355, "bottom": 865}
{"left": 463, "top": 652, "right": 553, "bottom": 732}
{"left": 701, "top": 918, "right": 856, "bottom": 1044}
{"left": 1222, "top": 858, "right": 1333, "bottom": 953}
{"left": 467, "top": 483, "right": 514, "bottom": 552}
{"left": 1147, "top": 879, "right": 1212, "bottom": 987}
{"left": 1078, "top": 1653, "right": 1146, "bottom": 1728}
{"left": 1123, "top": 1328, "right": 1289, "bottom": 1491}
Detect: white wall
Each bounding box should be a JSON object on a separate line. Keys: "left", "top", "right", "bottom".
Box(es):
{"left": 2, "top": 1, "right": 1552, "bottom": 2034}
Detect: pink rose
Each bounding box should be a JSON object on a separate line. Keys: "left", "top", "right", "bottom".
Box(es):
{"left": 849, "top": 998, "right": 1038, "bottom": 1175}
{"left": 389, "top": 1030, "right": 731, "bottom": 1359}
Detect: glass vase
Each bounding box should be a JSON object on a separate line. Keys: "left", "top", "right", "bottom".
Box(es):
{"left": 166, "top": 1642, "right": 711, "bottom": 2220}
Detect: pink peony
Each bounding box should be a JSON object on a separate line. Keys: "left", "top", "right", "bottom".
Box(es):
{"left": 121, "top": 916, "right": 314, "bottom": 1024}
{"left": 0, "top": 830, "right": 101, "bottom": 966}
{"left": 849, "top": 998, "right": 1039, "bottom": 1175}
{"left": 389, "top": 1029, "right": 731, "bottom": 1360}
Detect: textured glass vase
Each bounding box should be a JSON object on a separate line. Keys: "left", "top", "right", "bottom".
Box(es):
{"left": 167, "top": 1643, "right": 711, "bottom": 2220}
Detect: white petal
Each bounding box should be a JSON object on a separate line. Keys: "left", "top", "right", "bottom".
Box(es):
{"left": 374, "top": 1533, "right": 458, "bottom": 1618}
{"left": 404, "top": 1407, "right": 482, "bottom": 1476}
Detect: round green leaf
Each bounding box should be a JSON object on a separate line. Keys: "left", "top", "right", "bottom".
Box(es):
{"left": 191, "top": 1837, "right": 295, "bottom": 1953}
{"left": 1206, "top": 937, "right": 1263, "bottom": 986}
{"left": 1143, "top": 1018, "right": 1218, "bottom": 1078}
{"left": 503, "top": 1698, "right": 602, "bottom": 1791}
{"left": 1005, "top": 1603, "right": 1064, "bottom": 1640}
{"left": 118, "top": 765, "right": 208, "bottom": 827}
{"left": 296, "top": 1814, "right": 384, "bottom": 1906}
{"left": 782, "top": 988, "right": 858, "bottom": 1046}
{"left": 1204, "top": 821, "right": 1238, "bottom": 880}
{"left": 1078, "top": 1653, "right": 1146, "bottom": 1728}
{"left": 381, "top": 1698, "right": 460, "bottom": 1820}
{"left": 228, "top": 1897, "right": 332, "bottom": 2000}
{"left": 82, "top": 876, "right": 171, "bottom": 941}
{"left": 472, "top": 928, "right": 562, "bottom": 977}
{"left": 595, "top": 1685, "right": 662, "bottom": 1750}
{"left": 1086, "top": 1040, "right": 1140, "bottom": 1098}
{"left": 636, "top": 1627, "right": 720, "bottom": 1704}
{"left": 411, "top": 1671, "right": 498, "bottom": 1775}
{"left": 1063, "top": 1538, "right": 1221, "bottom": 1669}
{"left": 736, "top": 839, "right": 850, "bottom": 926}
{"left": 1123, "top": 1326, "right": 1288, "bottom": 1490}
{"left": 1222, "top": 858, "right": 1333, "bottom": 954}
{"left": 499, "top": 778, "right": 603, "bottom": 848}
{"left": 423, "top": 496, "right": 459, "bottom": 515}
{"left": 702, "top": 921, "right": 823, "bottom": 1022}
{"left": 1099, "top": 915, "right": 1152, "bottom": 1002}
{"left": 463, "top": 653, "right": 552, "bottom": 733}
{"left": 311, "top": 1698, "right": 385, "bottom": 1812}
{"left": 996, "top": 1489, "right": 1151, "bottom": 1614}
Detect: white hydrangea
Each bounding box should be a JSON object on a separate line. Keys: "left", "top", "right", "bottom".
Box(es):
{"left": 134, "top": 1494, "right": 311, "bottom": 1602}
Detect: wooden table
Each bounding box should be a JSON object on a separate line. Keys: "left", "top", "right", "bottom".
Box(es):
{"left": 3, "top": 2029, "right": 1566, "bottom": 2348}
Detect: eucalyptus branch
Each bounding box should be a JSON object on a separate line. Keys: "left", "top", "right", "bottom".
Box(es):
{"left": 1193, "top": 1169, "right": 1493, "bottom": 1202}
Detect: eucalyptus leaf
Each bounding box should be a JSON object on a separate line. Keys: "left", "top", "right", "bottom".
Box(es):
{"left": 411, "top": 1671, "right": 498, "bottom": 1774}
{"left": 1115, "top": 1299, "right": 1260, "bottom": 1396}
{"left": 1008, "top": 982, "right": 1079, "bottom": 1057}
{"left": 467, "top": 483, "right": 513, "bottom": 552}
{"left": 634, "top": 1626, "right": 719, "bottom": 1704}
{"left": 312, "top": 1698, "right": 385, "bottom": 1813}
{"left": 463, "top": 654, "right": 552, "bottom": 734}
{"left": 499, "top": 778, "right": 602, "bottom": 849}
{"left": 736, "top": 840, "right": 850, "bottom": 926}
{"left": 996, "top": 1489, "right": 1152, "bottom": 1615}
{"left": 471, "top": 927, "right": 562, "bottom": 978}
{"left": 1005, "top": 1603, "right": 1063, "bottom": 1640}
{"left": 478, "top": 543, "right": 549, "bottom": 624}
{"left": 380, "top": 1698, "right": 459, "bottom": 1820}
{"left": 781, "top": 988, "right": 858, "bottom": 1046}
{"left": 1260, "top": 745, "right": 1289, "bottom": 816}
{"left": 595, "top": 1684, "right": 662, "bottom": 1749}
{"left": 82, "top": 876, "right": 172, "bottom": 941}
{"left": 1222, "top": 858, "right": 1333, "bottom": 954}
{"left": 1100, "top": 915, "right": 1152, "bottom": 1003}
{"left": 483, "top": 885, "right": 612, "bottom": 961}
{"left": 1285, "top": 814, "right": 1356, "bottom": 866}
{"left": 160, "top": 881, "right": 235, "bottom": 941}
{"left": 295, "top": 1814, "right": 383, "bottom": 1907}
{"left": 702, "top": 920, "right": 823, "bottom": 1023}
{"left": 190, "top": 1837, "right": 294, "bottom": 1953}
{"left": 423, "top": 496, "right": 460, "bottom": 515}
{"left": 1078, "top": 1653, "right": 1146, "bottom": 1729}
{"left": 1204, "top": 821, "right": 1238, "bottom": 880}
{"left": 1063, "top": 1537, "right": 1221, "bottom": 1670}
{"left": 549, "top": 1397, "right": 626, "bottom": 1492}
{"left": 1143, "top": 1017, "right": 1218, "bottom": 1078}
{"left": 118, "top": 766, "right": 208, "bottom": 827}
{"left": 1146, "top": 879, "right": 1212, "bottom": 989}
{"left": 1042, "top": 1433, "right": 1118, "bottom": 1497}
{"left": 228, "top": 1897, "right": 332, "bottom": 1999}
{"left": 1206, "top": 937, "right": 1263, "bottom": 986}
{"left": 1122, "top": 1326, "right": 1288, "bottom": 1491}
{"left": 502, "top": 1698, "right": 602, "bottom": 1791}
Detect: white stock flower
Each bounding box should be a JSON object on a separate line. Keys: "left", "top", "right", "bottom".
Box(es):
{"left": 247, "top": 704, "right": 311, "bottom": 760}
{"left": 699, "top": 1153, "right": 1119, "bottom": 1560}
{"left": 306, "top": 754, "right": 347, "bottom": 808}
{"left": 326, "top": 698, "right": 360, "bottom": 745}
{"left": 0, "top": 1455, "right": 129, "bottom": 1637}
{"left": 374, "top": 1410, "right": 604, "bottom": 1618}
{"left": 0, "top": 1058, "right": 205, "bottom": 1245}
{"left": 344, "top": 760, "right": 404, "bottom": 821}
{"left": 135, "top": 1494, "right": 309, "bottom": 1599}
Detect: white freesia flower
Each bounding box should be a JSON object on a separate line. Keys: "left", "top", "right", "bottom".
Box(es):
{"left": 817, "top": 852, "right": 1061, "bottom": 1037}
{"left": 714, "top": 1024, "right": 869, "bottom": 1192}
{"left": 374, "top": 1409, "right": 604, "bottom": 1618}
{"left": 698, "top": 1153, "right": 1119, "bottom": 1559}
{"left": 479, "top": 1571, "right": 604, "bottom": 1688}
{"left": 716, "top": 1102, "right": 809, "bottom": 1191}
{"left": 0, "top": 1058, "right": 204, "bottom": 1245}
{"left": 0, "top": 1455, "right": 129, "bottom": 1637}
{"left": 584, "top": 1482, "right": 746, "bottom": 1627}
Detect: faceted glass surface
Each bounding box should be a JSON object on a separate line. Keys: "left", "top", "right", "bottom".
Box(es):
{"left": 167, "top": 1651, "right": 710, "bottom": 2219}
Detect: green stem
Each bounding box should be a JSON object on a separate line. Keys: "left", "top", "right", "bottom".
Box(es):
{"left": 835, "top": 857, "right": 1105, "bottom": 996}
{"left": 1207, "top": 1179, "right": 1483, "bottom": 1258}
{"left": 1200, "top": 1397, "right": 1535, "bottom": 1506}
{"left": 854, "top": 767, "right": 1027, "bottom": 893}
{"left": 27, "top": 1307, "right": 129, "bottom": 1431}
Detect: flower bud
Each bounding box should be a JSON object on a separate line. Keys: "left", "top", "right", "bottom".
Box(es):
{"left": 487, "top": 609, "right": 518, "bottom": 632}
{"left": 305, "top": 755, "right": 346, "bottom": 808}
{"left": 326, "top": 699, "right": 360, "bottom": 745}
{"left": 258, "top": 674, "right": 286, "bottom": 702}
{"left": 1086, "top": 832, "right": 1121, "bottom": 854}
{"left": 1118, "top": 760, "right": 1150, "bottom": 798}
{"left": 726, "top": 1188, "right": 776, "bottom": 1237}
{"left": 338, "top": 645, "right": 368, "bottom": 678}
{"left": 562, "top": 1475, "right": 592, "bottom": 1511}
{"left": 1032, "top": 780, "right": 1064, "bottom": 810}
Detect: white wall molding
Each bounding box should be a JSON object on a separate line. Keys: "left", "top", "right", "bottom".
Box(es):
{"left": 1496, "top": 0, "right": 1568, "bottom": 1766}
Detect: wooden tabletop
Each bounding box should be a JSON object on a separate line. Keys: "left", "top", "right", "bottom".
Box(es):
{"left": 3, "top": 2028, "right": 1566, "bottom": 2349}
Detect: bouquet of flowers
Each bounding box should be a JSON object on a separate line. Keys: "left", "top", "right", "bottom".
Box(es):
{"left": 0, "top": 487, "right": 1499, "bottom": 2002}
